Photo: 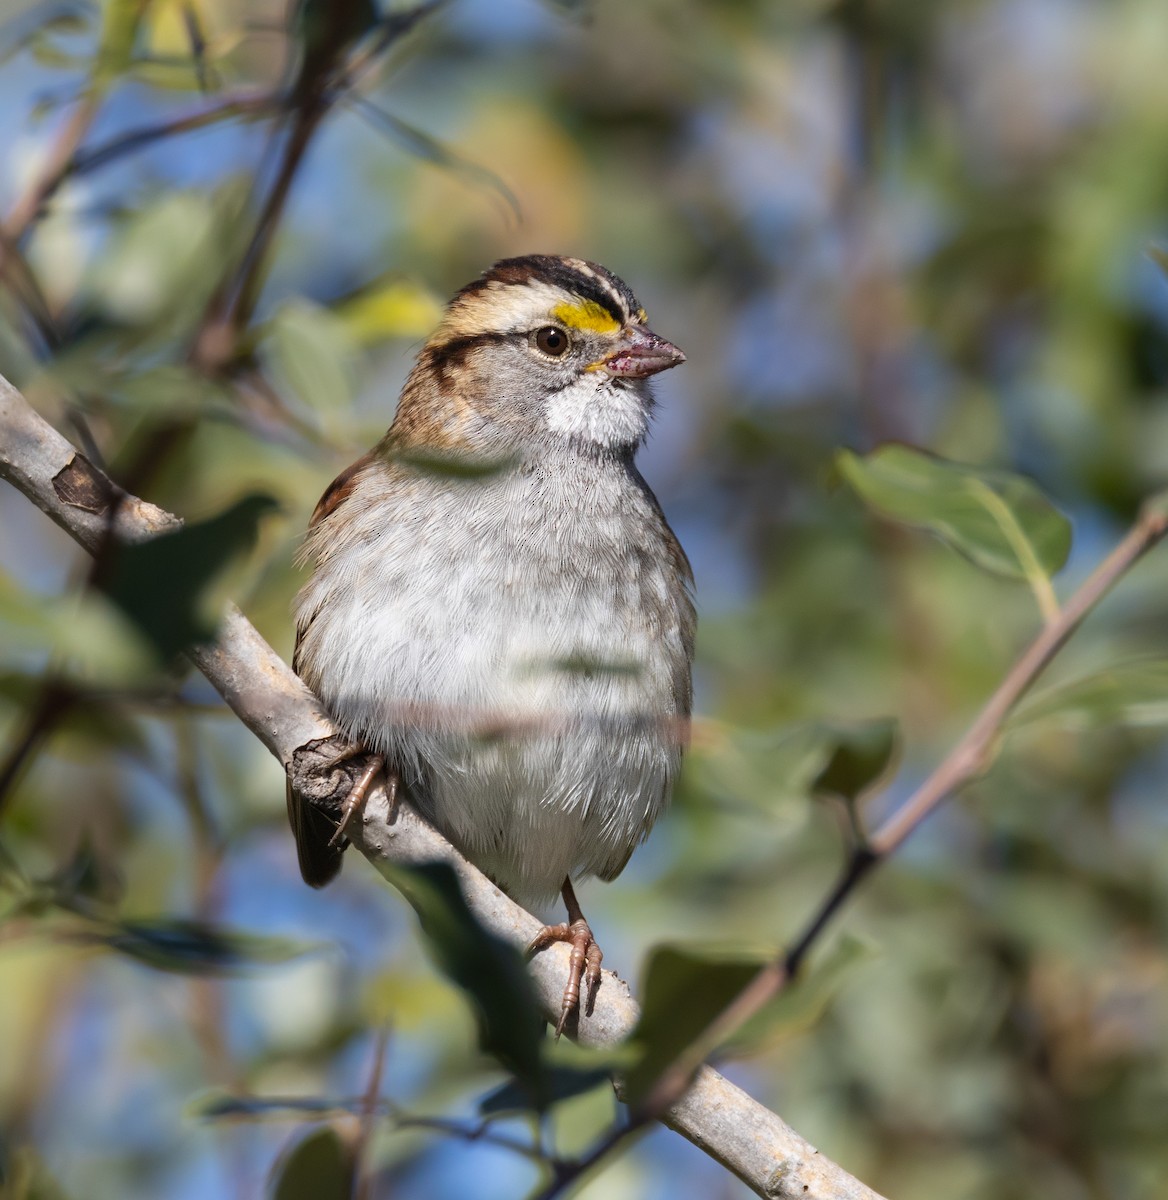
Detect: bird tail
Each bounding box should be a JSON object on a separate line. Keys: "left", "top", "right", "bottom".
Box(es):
{"left": 285, "top": 777, "right": 346, "bottom": 887}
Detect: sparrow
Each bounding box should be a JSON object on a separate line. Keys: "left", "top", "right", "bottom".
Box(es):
{"left": 288, "top": 255, "right": 695, "bottom": 1033}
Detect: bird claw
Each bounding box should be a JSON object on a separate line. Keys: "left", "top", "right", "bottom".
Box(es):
{"left": 328, "top": 754, "right": 396, "bottom": 847}
{"left": 527, "top": 917, "right": 603, "bottom": 1038}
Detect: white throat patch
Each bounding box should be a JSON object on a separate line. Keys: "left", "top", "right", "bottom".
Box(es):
{"left": 544, "top": 374, "right": 649, "bottom": 448}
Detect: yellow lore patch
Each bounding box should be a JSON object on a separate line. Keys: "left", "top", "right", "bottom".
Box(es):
{"left": 551, "top": 300, "right": 622, "bottom": 334}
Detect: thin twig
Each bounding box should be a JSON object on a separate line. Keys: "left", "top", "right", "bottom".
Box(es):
{"left": 0, "top": 229, "right": 58, "bottom": 349}
{"left": 529, "top": 1118, "right": 646, "bottom": 1200}
{"left": 216, "top": 97, "right": 327, "bottom": 339}
{"left": 637, "top": 500, "right": 1168, "bottom": 1119}
{"left": 2, "top": 92, "right": 101, "bottom": 242}
{"left": 352, "top": 1028, "right": 389, "bottom": 1200}
{"left": 870, "top": 508, "right": 1167, "bottom": 853}
{"left": 0, "top": 679, "right": 76, "bottom": 816}
{"left": 68, "top": 95, "right": 276, "bottom": 180}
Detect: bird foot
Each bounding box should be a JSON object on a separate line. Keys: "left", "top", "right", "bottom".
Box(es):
{"left": 328, "top": 753, "right": 397, "bottom": 847}
{"left": 527, "top": 917, "right": 603, "bottom": 1038}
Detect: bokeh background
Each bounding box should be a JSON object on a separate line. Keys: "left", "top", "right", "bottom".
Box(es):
{"left": 3, "top": 0, "right": 1168, "bottom": 1197}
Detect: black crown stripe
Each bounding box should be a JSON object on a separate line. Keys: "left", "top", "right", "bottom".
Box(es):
{"left": 456, "top": 255, "right": 638, "bottom": 325}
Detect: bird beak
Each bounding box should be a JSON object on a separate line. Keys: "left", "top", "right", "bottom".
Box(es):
{"left": 599, "top": 326, "right": 686, "bottom": 378}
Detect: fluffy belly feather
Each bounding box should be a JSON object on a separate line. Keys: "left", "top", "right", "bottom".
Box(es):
{"left": 296, "top": 468, "right": 690, "bottom": 904}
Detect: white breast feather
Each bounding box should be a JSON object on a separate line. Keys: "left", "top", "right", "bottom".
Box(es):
{"left": 295, "top": 463, "right": 687, "bottom": 906}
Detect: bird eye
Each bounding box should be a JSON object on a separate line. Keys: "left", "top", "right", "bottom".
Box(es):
{"left": 534, "top": 326, "right": 570, "bottom": 357}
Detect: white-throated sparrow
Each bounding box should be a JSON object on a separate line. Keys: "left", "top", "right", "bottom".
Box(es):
{"left": 289, "top": 255, "right": 694, "bottom": 1032}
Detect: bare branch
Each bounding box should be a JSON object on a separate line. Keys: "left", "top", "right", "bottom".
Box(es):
{"left": 0, "top": 371, "right": 885, "bottom": 1200}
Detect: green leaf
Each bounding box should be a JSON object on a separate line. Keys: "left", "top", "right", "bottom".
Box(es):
{"left": 0, "top": 6, "right": 91, "bottom": 68}
{"left": 270, "top": 1126, "right": 353, "bottom": 1200}
{"left": 687, "top": 721, "right": 834, "bottom": 815}
{"left": 29, "top": 38, "right": 87, "bottom": 68}
{"left": 688, "top": 718, "right": 897, "bottom": 816}
{"left": 1013, "top": 659, "right": 1168, "bottom": 730}
{"left": 811, "top": 718, "right": 898, "bottom": 801}
{"left": 87, "top": 191, "right": 223, "bottom": 325}
{"left": 726, "top": 935, "right": 873, "bottom": 1053}
{"left": 0, "top": 571, "right": 158, "bottom": 685}
{"left": 94, "top": 0, "right": 149, "bottom": 83}
{"left": 81, "top": 918, "right": 316, "bottom": 974}
{"left": 263, "top": 299, "right": 359, "bottom": 419}
{"left": 126, "top": 57, "right": 221, "bottom": 91}
{"left": 624, "top": 936, "right": 870, "bottom": 1109}
{"left": 624, "top": 943, "right": 769, "bottom": 1108}
{"left": 837, "top": 445, "right": 1071, "bottom": 584}
{"left": 101, "top": 493, "right": 279, "bottom": 660}
{"left": 476, "top": 1066, "right": 608, "bottom": 1117}
{"left": 337, "top": 277, "right": 443, "bottom": 345}
{"left": 105, "top": 364, "right": 236, "bottom": 417}
{"left": 377, "top": 861, "right": 544, "bottom": 1090}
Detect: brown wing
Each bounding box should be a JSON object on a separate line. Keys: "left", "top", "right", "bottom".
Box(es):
{"left": 286, "top": 776, "right": 344, "bottom": 887}
{"left": 308, "top": 449, "right": 377, "bottom": 528}
{"left": 286, "top": 452, "right": 378, "bottom": 888}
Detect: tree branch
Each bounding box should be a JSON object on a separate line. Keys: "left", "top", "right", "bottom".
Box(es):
{"left": 0, "top": 372, "right": 884, "bottom": 1200}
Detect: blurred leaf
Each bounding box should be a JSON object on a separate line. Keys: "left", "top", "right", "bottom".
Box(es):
{"left": 551, "top": 653, "right": 641, "bottom": 677}
{"left": 687, "top": 721, "right": 833, "bottom": 816}
{"left": 0, "top": 3, "right": 89, "bottom": 67}
{"left": 837, "top": 445, "right": 1071, "bottom": 582}
{"left": 348, "top": 97, "right": 521, "bottom": 220}
{"left": 518, "top": 652, "right": 642, "bottom": 680}
{"left": 377, "top": 861, "right": 544, "bottom": 1090}
{"left": 726, "top": 935, "right": 873, "bottom": 1053}
{"left": 0, "top": 1138, "right": 72, "bottom": 1200}
{"left": 0, "top": 672, "right": 147, "bottom": 757}
{"left": 0, "top": 572, "right": 159, "bottom": 685}
{"left": 94, "top": 0, "right": 148, "bottom": 83}
{"left": 101, "top": 493, "right": 279, "bottom": 660}
{"left": 195, "top": 1092, "right": 341, "bottom": 1121}
{"left": 624, "top": 943, "right": 767, "bottom": 1108}
{"left": 263, "top": 299, "right": 359, "bottom": 418}
{"left": 1013, "top": 659, "right": 1168, "bottom": 730}
{"left": 127, "top": 55, "right": 220, "bottom": 91}
{"left": 625, "top": 936, "right": 870, "bottom": 1108}
{"left": 87, "top": 191, "right": 222, "bottom": 325}
{"left": 292, "top": 0, "right": 377, "bottom": 84}
{"left": 269, "top": 1125, "right": 353, "bottom": 1200}
{"left": 43, "top": 834, "right": 124, "bottom": 909}
{"left": 28, "top": 38, "right": 86, "bottom": 67}
{"left": 388, "top": 447, "right": 519, "bottom": 480}
{"left": 476, "top": 1066, "right": 609, "bottom": 1117}
{"left": 105, "top": 364, "right": 236, "bottom": 416}
{"left": 337, "top": 277, "right": 443, "bottom": 344}
{"left": 811, "top": 718, "right": 898, "bottom": 801}
{"left": 82, "top": 917, "right": 316, "bottom": 974}
{"left": 477, "top": 1039, "right": 623, "bottom": 1116}
{"left": 688, "top": 718, "right": 896, "bottom": 817}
